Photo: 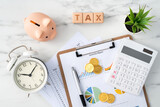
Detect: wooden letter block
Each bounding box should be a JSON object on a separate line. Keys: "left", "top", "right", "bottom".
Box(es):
{"left": 94, "top": 13, "right": 104, "bottom": 23}
{"left": 83, "top": 13, "right": 93, "bottom": 23}
{"left": 72, "top": 12, "right": 104, "bottom": 23}
{"left": 72, "top": 13, "right": 83, "bottom": 23}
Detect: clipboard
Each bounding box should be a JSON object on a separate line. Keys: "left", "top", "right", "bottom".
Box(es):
{"left": 57, "top": 34, "right": 150, "bottom": 107}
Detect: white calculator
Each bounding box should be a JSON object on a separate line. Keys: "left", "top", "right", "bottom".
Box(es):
{"left": 107, "top": 39, "right": 158, "bottom": 95}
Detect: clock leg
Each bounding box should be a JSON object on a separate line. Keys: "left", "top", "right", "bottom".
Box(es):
{"left": 28, "top": 93, "right": 30, "bottom": 98}
{"left": 47, "top": 82, "right": 50, "bottom": 85}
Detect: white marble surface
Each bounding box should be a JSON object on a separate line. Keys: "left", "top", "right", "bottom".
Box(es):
{"left": 0, "top": 0, "right": 160, "bottom": 107}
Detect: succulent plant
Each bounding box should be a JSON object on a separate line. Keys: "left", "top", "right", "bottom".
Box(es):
{"left": 125, "top": 6, "right": 154, "bottom": 33}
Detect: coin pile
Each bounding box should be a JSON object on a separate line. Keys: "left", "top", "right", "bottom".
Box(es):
{"left": 99, "top": 92, "right": 115, "bottom": 103}
{"left": 85, "top": 58, "right": 102, "bottom": 74}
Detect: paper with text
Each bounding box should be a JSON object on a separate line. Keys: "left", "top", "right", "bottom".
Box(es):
{"left": 39, "top": 32, "right": 101, "bottom": 107}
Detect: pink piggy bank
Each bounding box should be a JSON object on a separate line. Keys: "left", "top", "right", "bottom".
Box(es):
{"left": 24, "top": 12, "right": 56, "bottom": 41}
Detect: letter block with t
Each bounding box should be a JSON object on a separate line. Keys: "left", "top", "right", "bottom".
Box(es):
{"left": 72, "top": 13, "right": 83, "bottom": 23}
{"left": 73, "top": 12, "right": 104, "bottom": 23}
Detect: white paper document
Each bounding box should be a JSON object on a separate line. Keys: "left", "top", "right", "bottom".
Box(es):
{"left": 39, "top": 32, "right": 100, "bottom": 107}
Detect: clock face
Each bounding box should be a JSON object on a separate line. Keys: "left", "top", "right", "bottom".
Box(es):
{"left": 14, "top": 59, "right": 47, "bottom": 91}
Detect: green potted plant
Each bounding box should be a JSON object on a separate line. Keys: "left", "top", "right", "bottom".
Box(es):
{"left": 125, "top": 6, "right": 154, "bottom": 33}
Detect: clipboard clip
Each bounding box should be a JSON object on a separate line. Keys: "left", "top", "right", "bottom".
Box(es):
{"left": 76, "top": 39, "right": 115, "bottom": 57}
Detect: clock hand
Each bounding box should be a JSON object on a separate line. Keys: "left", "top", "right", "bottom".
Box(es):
{"left": 29, "top": 64, "right": 37, "bottom": 77}
{"left": 20, "top": 74, "right": 30, "bottom": 76}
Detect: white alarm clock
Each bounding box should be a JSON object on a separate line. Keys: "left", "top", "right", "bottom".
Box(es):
{"left": 7, "top": 45, "right": 48, "bottom": 95}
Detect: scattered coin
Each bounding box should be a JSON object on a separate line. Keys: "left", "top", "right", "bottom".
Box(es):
{"left": 106, "top": 94, "right": 115, "bottom": 103}
{"left": 114, "top": 87, "right": 125, "bottom": 94}
{"left": 99, "top": 93, "right": 109, "bottom": 102}
{"left": 85, "top": 58, "right": 103, "bottom": 74}
{"left": 93, "top": 65, "right": 102, "bottom": 74}
{"left": 85, "top": 63, "right": 94, "bottom": 73}
{"left": 90, "top": 58, "right": 99, "bottom": 65}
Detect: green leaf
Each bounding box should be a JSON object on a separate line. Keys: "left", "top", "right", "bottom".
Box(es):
{"left": 128, "top": 15, "right": 132, "bottom": 21}
{"left": 139, "top": 18, "right": 152, "bottom": 26}
{"left": 133, "top": 22, "right": 138, "bottom": 26}
{"left": 145, "top": 16, "right": 155, "bottom": 21}
{"left": 125, "top": 21, "right": 133, "bottom": 25}
{"left": 141, "top": 22, "right": 152, "bottom": 26}
{"left": 136, "top": 25, "right": 140, "bottom": 32}
{"left": 139, "top": 19, "right": 148, "bottom": 25}
{"left": 141, "top": 8, "right": 152, "bottom": 19}
{"left": 135, "top": 6, "right": 145, "bottom": 20}
{"left": 129, "top": 8, "right": 135, "bottom": 21}
{"left": 138, "top": 26, "right": 145, "bottom": 32}
{"left": 128, "top": 15, "right": 134, "bottom": 23}
{"left": 141, "top": 25, "right": 150, "bottom": 30}
{"left": 132, "top": 25, "right": 137, "bottom": 33}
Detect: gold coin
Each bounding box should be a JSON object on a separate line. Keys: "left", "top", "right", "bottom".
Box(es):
{"left": 106, "top": 94, "right": 115, "bottom": 103}
{"left": 99, "top": 93, "right": 109, "bottom": 102}
{"left": 85, "top": 63, "right": 94, "bottom": 73}
{"left": 90, "top": 58, "right": 99, "bottom": 65}
{"left": 93, "top": 65, "right": 102, "bottom": 74}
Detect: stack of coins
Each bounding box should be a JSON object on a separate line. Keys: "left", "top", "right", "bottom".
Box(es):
{"left": 85, "top": 58, "right": 102, "bottom": 74}
{"left": 99, "top": 92, "right": 115, "bottom": 103}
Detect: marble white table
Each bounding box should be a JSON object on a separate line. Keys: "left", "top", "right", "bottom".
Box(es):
{"left": 0, "top": 0, "right": 160, "bottom": 107}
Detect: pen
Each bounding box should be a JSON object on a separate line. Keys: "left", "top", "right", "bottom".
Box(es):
{"left": 72, "top": 67, "right": 86, "bottom": 107}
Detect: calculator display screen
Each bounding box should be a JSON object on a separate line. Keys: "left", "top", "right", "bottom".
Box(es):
{"left": 121, "top": 46, "right": 152, "bottom": 63}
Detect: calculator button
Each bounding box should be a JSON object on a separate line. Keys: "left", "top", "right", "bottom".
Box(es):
{"left": 122, "top": 80, "right": 129, "bottom": 84}
{"left": 136, "top": 64, "right": 142, "bottom": 69}
{"left": 124, "top": 75, "right": 131, "bottom": 80}
{"left": 111, "top": 75, "right": 115, "bottom": 78}
{"left": 127, "top": 86, "right": 133, "bottom": 91}
{"left": 121, "top": 84, "right": 127, "bottom": 89}
{"left": 125, "top": 60, "right": 130, "bottom": 64}
{"left": 111, "top": 75, "right": 116, "bottom": 79}
{"left": 135, "top": 68, "right": 140, "bottom": 73}
{"left": 133, "top": 73, "right": 138, "bottom": 77}
{"left": 117, "top": 61, "right": 123, "bottom": 66}
{"left": 119, "top": 73, "right": 125, "bottom": 77}
{"left": 140, "top": 70, "right": 147, "bottom": 76}
{"left": 118, "top": 57, "right": 124, "bottom": 61}
{"left": 134, "top": 85, "right": 141, "bottom": 92}
{"left": 128, "top": 66, "right": 134, "bottom": 71}
{"left": 115, "top": 66, "right": 120, "bottom": 70}
{"left": 123, "top": 64, "right": 129, "bottom": 68}
{"left": 127, "top": 71, "right": 131, "bottom": 75}
{"left": 115, "top": 82, "right": 121, "bottom": 86}
{"left": 121, "top": 68, "right": 127, "bottom": 73}
{"left": 137, "top": 80, "right": 143, "bottom": 85}
{"left": 131, "top": 62, "right": 136, "bottom": 67}
{"left": 117, "top": 78, "right": 123, "bottom": 82}
{"left": 128, "top": 76, "right": 132, "bottom": 81}
{"left": 138, "top": 75, "right": 145, "bottom": 81}
{"left": 131, "top": 78, "right": 136, "bottom": 82}
{"left": 128, "top": 81, "right": 132, "bottom": 86}
{"left": 130, "top": 72, "right": 133, "bottom": 76}
{"left": 113, "top": 71, "right": 118, "bottom": 74}
{"left": 143, "top": 67, "right": 149, "bottom": 71}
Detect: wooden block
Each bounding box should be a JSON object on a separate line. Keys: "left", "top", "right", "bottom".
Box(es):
{"left": 94, "top": 13, "right": 104, "bottom": 23}
{"left": 72, "top": 13, "right": 83, "bottom": 23}
{"left": 83, "top": 13, "right": 93, "bottom": 23}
